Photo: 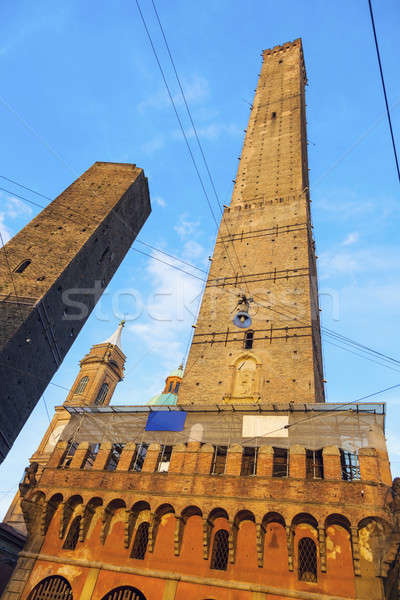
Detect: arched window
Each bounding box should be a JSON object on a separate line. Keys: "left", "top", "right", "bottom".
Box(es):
{"left": 174, "top": 382, "right": 180, "bottom": 393}
{"left": 95, "top": 383, "right": 109, "bottom": 405}
{"left": 27, "top": 575, "right": 72, "bottom": 600}
{"left": 210, "top": 529, "right": 229, "bottom": 570}
{"left": 74, "top": 376, "right": 89, "bottom": 395}
{"left": 298, "top": 537, "right": 317, "bottom": 582}
{"left": 14, "top": 259, "right": 31, "bottom": 273}
{"left": 244, "top": 330, "right": 254, "bottom": 349}
{"left": 131, "top": 522, "right": 150, "bottom": 559}
{"left": 101, "top": 587, "right": 146, "bottom": 600}
{"left": 63, "top": 516, "right": 81, "bottom": 550}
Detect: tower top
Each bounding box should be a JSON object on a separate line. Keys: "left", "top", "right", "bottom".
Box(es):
{"left": 101, "top": 320, "right": 125, "bottom": 351}
{"left": 262, "top": 38, "right": 307, "bottom": 84}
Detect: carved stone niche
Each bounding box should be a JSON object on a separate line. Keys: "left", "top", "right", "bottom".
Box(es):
{"left": 224, "top": 352, "right": 262, "bottom": 404}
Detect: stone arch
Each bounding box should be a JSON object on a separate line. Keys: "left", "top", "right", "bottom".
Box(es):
{"left": 291, "top": 512, "right": 318, "bottom": 530}
{"left": 262, "top": 511, "right": 287, "bottom": 573}
{"left": 27, "top": 575, "right": 72, "bottom": 600}
{"left": 292, "top": 513, "right": 319, "bottom": 579}
{"left": 233, "top": 510, "right": 257, "bottom": 567}
{"left": 208, "top": 507, "right": 229, "bottom": 523}
{"left": 262, "top": 511, "right": 286, "bottom": 528}
{"left": 179, "top": 505, "right": 204, "bottom": 560}
{"left": 101, "top": 586, "right": 146, "bottom": 600}
{"left": 81, "top": 497, "right": 103, "bottom": 542}
{"left": 181, "top": 505, "right": 203, "bottom": 519}
{"left": 41, "top": 493, "right": 63, "bottom": 535}
{"left": 325, "top": 513, "right": 354, "bottom": 593}
{"left": 152, "top": 503, "right": 176, "bottom": 558}
{"left": 21, "top": 490, "right": 46, "bottom": 537}
{"left": 229, "top": 352, "right": 262, "bottom": 399}
{"left": 126, "top": 501, "right": 152, "bottom": 548}
{"left": 60, "top": 495, "right": 83, "bottom": 539}
{"left": 325, "top": 513, "right": 351, "bottom": 531}
{"left": 101, "top": 498, "right": 126, "bottom": 544}
{"left": 358, "top": 516, "right": 390, "bottom": 577}
{"left": 205, "top": 508, "right": 230, "bottom": 561}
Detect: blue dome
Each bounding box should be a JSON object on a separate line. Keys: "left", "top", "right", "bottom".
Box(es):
{"left": 147, "top": 392, "right": 178, "bottom": 406}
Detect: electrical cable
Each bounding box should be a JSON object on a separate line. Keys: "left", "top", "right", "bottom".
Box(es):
{"left": 367, "top": 0, "right": 400, "bottom": 183}
{"left": 136, "top": 0, "right": 253, "bottom": 303}
{"left": 132, "top": 247, "right": 205, "bottom": 281}
{"left": 150, "top": 0, "right": 251, "bottom": 299}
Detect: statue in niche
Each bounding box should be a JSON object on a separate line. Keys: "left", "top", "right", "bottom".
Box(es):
{"left": 19, "top": 462, "right": 38, "bottom": 497}
{"left": 233, "top": 356, "right": 257, "bottom": 397}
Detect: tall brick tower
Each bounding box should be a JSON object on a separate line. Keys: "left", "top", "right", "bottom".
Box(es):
{"left": 0, "top": 162, "right": 150, "bottom": 463}
{"left": 179, "top": 39, "right": 324, "bottom": 407}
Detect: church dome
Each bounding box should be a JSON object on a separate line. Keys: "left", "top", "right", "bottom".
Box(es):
{"left": 148, "top": 392, "right": 178, "bottom": 406}
{"left": 168, "top": 365, "right": 183, "bottom": 378}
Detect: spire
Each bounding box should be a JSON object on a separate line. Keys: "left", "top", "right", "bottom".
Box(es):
{"left": 102, "top": 320, "right": 125, "bottom": 351}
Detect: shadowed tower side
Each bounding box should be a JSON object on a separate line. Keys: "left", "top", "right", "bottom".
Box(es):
{"left": 179, "top": 39, "right": 324, "bottom": 406}
{"left": 0, "top": 162, "right": 150, "bottom": 462}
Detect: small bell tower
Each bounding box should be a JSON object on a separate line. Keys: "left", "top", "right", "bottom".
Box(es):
{"left": 64, "top": 321, "right": 126, "bottom": 407}
{"left": 3, "top": 322, "right": 127, "bottom": 535}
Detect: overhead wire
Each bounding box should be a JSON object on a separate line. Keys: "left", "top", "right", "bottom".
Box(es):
{"left": 367, "top": 0, "right": 400, "bottom": 183}
{"left": 3, "top": 174, "right": 400, "bottom": 376}
{"left": 150, "top": 0, "right": 252, "bottom": 298}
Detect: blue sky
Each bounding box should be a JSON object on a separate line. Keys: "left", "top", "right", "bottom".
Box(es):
{"left": 0, "top": 0, "right": 399, "bottom": 516}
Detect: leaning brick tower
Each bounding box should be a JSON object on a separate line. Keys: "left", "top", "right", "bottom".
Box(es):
{"left": 0, "top": 162, "right": 150, "bottom": 463}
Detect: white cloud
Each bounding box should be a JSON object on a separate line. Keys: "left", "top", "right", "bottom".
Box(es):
{"left": 138, "top": 75, "right": 209, "bottom": 112}
{"left": 342, "top": 232, "right": 359, "bottom": 246}
{"left": 174, "top": 214, "right": 200, "bottom": 239}
{"left": 154, "top": 196, "right": 166, "bottom": 208}
{"left": 6, "top": 197, "right": 33, "bottom": 218}
{"left": 319, "top": 247, "right": 400, "bottom": 279}
{"left": 172, "top": 122, "right": 241, "bottom": 142}
{"left": 127, "top": 244, "right": 206, "bottom": 364}
{"left": 0, "top": 214, "right": 12, "bottom": 246}
{"left": 141, "top": 135, "right": 165, "bottom": 156}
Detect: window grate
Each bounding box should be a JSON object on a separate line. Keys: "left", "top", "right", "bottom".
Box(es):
{"left": 241, "top": 447, "right": 258, "bottom": 476}
{"left": 129, "top": 443, "right": 149, "bottom": 472}
{"left": 58, "top": 440, "right": 78, "bottom": 469}
{"left": 210, "top": 446, "right": 227, "bottom": 475}
{"left": 131, "top": 522, "right": 149, "bottom": 559}
{"left": 155, "top": 445, "right": 172, "bottom": 472}
{"left": 210, "top": 529, "right": 229, "bottom": 570}
{"left": 74, "top": 376, "right": 88, "bottom": 395}
{"left": 105, "top": 443, "right": 124, "bottom": 472}
{"left": 101, "top": 587, "right": 146, "bottom": 600}
{"left": 27, "top": 576, "right": 73, "bottom": 600}
{"left": 298, "top": 537, "right": 317, "bottom": 582}
{"left": 81, "top": 443, "right": 100, "bottom": 470}
{"left": 272, "top": 447, "right": 288, "bottom": 477}
{"left": 340, "top": 450, "right": 360, "bottom": 481}
{"left": 63, "top": 516, "right": 81, "bottom": 550}
{"left": 95, "top": 383, "right": 109, "bottom": 405}
{"left": 306, "top": 449, "right": 324, "bottom": 479}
